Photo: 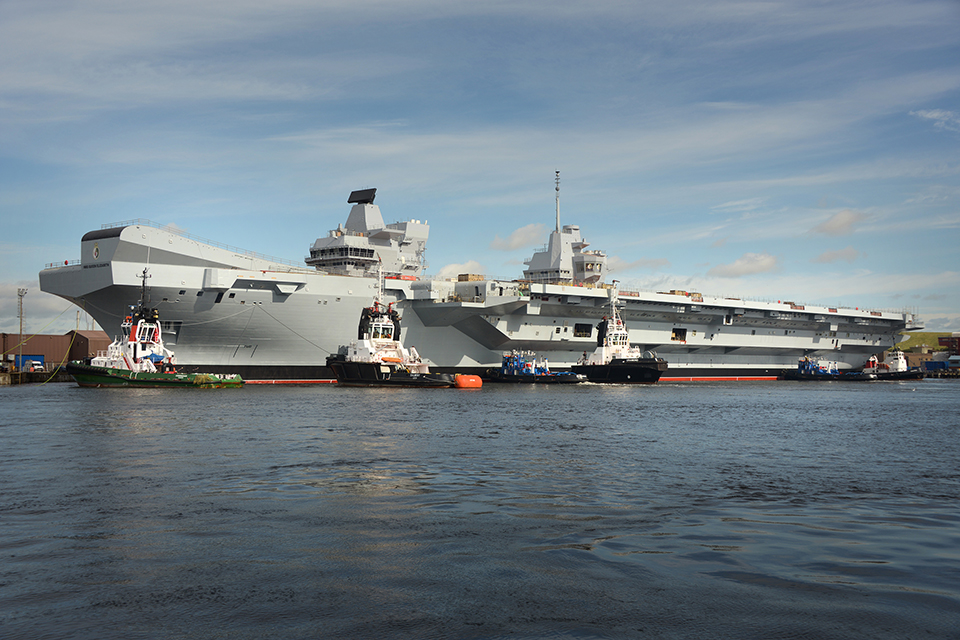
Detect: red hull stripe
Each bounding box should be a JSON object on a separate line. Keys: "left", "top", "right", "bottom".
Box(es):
{"left": 243, "top": 376, "right": 780, "bottom": 384}
{"left": 660, "top": 375, "right": 779, "bottom": 382}
{"left": 245, "top": 379, "right": 337, "bottom": 385}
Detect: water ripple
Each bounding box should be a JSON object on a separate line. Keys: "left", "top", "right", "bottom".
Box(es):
{"left": 1, "top": 381, "right": 958, "bottom": 639}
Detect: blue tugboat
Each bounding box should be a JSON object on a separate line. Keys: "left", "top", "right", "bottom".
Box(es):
{"left": 781, "top": 349, "right": 924, "bottom": 381}
{"left": 780, "top": 357, "right": 874, "bottom": 381}
{"left": 485, "top": 350, "right": 585, "bottom": 383}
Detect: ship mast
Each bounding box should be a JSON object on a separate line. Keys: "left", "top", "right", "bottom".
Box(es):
{"left": 555, "top": 170, "right": 561, "bottom": 233}
{"left": 377, "top": 260, "right": 384, "bottom": 306}
{"left": 610, "top": 279, "right": 621, "bottom": 323}
{"left": 136, "top": 268, "right": 151, "bottom": 314}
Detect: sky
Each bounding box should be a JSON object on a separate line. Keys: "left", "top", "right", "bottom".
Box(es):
{"left": 2, "top": 0, "right": 959, "bottom": 337}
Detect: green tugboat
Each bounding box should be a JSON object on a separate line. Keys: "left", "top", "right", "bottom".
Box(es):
{"left": 66, "top": 269, "right": 244, "bottom": 389}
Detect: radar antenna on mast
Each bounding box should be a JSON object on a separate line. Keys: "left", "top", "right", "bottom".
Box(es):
{"left": 136, "top": 268, "right": 152, "bottom": 312}
{"left": 555, "top": 170, "right": 561, "bottom": 232}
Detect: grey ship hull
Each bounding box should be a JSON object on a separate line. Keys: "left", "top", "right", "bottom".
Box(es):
{"left": 40, "top": 222, "right": 921, "bottom": 383}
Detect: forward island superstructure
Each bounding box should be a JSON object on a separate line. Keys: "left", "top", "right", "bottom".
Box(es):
{"left": 40, "top": 182, "right": 922, "bottom": 382}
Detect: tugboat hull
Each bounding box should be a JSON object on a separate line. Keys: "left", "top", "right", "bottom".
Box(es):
{"left": 485, "top": 370, "right": 584, "bottom": 384}
{"left": 779, "top": 370, "right": 874, "bottom": 381}
{"left": 780, "top": 369, "right": 924, "bottom": 381}
{"left": 875, "top": 370, "right": 925, "bottom": 381}
{"left": 66, "top": 361, "right": 244, "bottom": 388}
{"left": 572, "top": 358, "right": 667, "bottom": 384}
{"left": 326, "top": 356, "right": 456, "bottom": 387}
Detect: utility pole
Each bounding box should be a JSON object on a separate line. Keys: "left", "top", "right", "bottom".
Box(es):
{"left": 17, "top": 288, "right": 27, "bottom": 384}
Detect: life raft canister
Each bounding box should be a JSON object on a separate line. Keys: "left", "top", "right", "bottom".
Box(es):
{"left": 454, "top": 374, "right": 483, "bottom": 389}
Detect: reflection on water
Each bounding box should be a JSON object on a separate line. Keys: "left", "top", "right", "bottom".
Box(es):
{"left": 1, "top": 381, "right": 958, "bottom": 639}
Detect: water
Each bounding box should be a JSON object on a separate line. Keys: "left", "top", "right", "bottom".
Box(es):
{"left": 1, "top": 380, "right": 958, "bottom": 639}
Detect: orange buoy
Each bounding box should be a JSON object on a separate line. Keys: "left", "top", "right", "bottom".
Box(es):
{"left": 454, "top": 374, "right": 483, "bottom": 389}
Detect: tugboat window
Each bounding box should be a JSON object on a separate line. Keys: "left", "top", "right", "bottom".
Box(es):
{"left": 372, "top": 325, "right": 393, "bottom": 340}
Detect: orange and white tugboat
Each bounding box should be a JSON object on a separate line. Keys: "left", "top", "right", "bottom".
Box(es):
{"left": 65, "top": 269, "right": 244, "bottom": 388}
{"left": 326, "top": 271, "right": 481, "bottom": 388}
{"left": 572, "top": 282, "right": 668, "bottom": 384}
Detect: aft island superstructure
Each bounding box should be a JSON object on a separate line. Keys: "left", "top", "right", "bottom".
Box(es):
{"left": 40, "top": 184, "right": 922, "bottom": 382}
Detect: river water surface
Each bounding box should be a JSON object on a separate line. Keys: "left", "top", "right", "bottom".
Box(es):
{"left": 1, "top": 380, "right": 958, "bottom": 639}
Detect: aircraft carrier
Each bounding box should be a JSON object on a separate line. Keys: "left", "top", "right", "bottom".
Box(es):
{"left": 40, "top": 185, "right": 922, "bottom": 382}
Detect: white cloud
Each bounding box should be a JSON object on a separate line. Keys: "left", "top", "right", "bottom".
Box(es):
{"left": 607, "top": 256, "right": 671, "bottom": 273}
{"left": 1, "top": 0, "right": 958, "bottom": 335}
{"left": 920, "top": 315, "right": 960, "bottom": 332}
{"left": 0, "top": 282, "right": 84, "bottom": 334}
{"left": 489, "top": 223, "right": 546, "bottom": 251}
{"left": 707, "top": 252, "right": 779, "bottom": 277}
{"left": 811, "top": 209, "right": 866, "bottom": 236}
{"left": 435, "top": 260, "right": 486, "bottom": 279}
{"left": 812, "top": 246, "right": 860, "bottom": 264}
{"left": 710, "top": 198, "right": 764, "bottom": 213}
{"left": 911, "top": 109, "right": 960, "bottom": 133}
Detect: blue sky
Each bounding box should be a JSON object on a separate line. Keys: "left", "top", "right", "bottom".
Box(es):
{"left": 2, "top": 0, "right": 958, "bottom": 335}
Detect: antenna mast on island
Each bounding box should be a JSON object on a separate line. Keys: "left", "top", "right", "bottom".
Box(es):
{"left": 555, "top": 170, "right": 561, "bottom": 232}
